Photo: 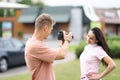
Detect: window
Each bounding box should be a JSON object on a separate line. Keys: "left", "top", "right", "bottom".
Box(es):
{"left": 104, "top": 11, "right": 115, "bottom": 18}
{"left": 2, "top": 22, "right": 13, "bottom": 38}
{"left": 0, "top": 40, "right": 3, "bottom": 48}
{"left": 3, "top": 40, "right": 13, "bottom": 48}
{"left": 12, "top": 39, "right": 23, "bottom": 48}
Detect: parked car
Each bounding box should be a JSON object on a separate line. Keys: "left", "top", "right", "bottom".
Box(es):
{"left": 0, "top": 38, "right": 25, "bottom": 72}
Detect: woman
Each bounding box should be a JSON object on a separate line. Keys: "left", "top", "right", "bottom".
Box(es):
{"left": 80, "top": 27, "right": 116, "bottom": 80}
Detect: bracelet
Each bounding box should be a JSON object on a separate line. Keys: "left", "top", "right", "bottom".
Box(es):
{"left": 65, "top": 39, "right": 71, "bottom": 43}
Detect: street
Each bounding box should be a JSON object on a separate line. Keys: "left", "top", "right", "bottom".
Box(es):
{"left": 0, "top": 65, "right": 28, "bottom": 77}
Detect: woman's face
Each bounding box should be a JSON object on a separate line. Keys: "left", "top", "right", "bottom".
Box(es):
{"left": 86, "top": 30, "right": 98, "bottom": 44}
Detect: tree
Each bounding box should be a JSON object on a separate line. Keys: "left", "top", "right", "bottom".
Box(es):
{"left": 18, "top": 0, "right": 32, "bottom": 5}
{"left": 18, "top": 0, "right": 44, "bottom": 7}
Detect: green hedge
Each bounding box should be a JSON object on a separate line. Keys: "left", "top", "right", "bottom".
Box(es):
{"left": 75, "top": 41, "right": 86, "bottom": 58}
{"left": 75, "top": 36, "right": 120, "bottom": 59}
{"left": 106, "top": 36, "right": 120, "bottom": 41}
{"left": 108, "top": 40, "right": 120, "bottom": 58}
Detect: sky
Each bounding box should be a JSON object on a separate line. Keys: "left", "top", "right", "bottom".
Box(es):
{"left": 43, "top": 0, "right": 120, "bottom": 8}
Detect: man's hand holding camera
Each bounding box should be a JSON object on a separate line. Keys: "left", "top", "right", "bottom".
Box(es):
{"left": 63, "top": 31, "right": 73, "bottom": 43}
{"left": 58, "top": 31, "right": 73, "bottom": 44}
{"left": 55, "top": 31, "right": 73, "bottom": 59}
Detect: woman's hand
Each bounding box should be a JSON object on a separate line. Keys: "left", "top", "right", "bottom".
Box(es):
{"left": 87, "top": 72, "right": 101, "bottom": 80}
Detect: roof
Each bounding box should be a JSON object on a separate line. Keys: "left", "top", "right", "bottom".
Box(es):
{"left": 95, "top": 8, "right": 120, "bottom": 24}
{"left": 90, "top": 0, "right": 120, "bottom": 9}
{"left": 42, "top": 6, "right": 71, "bottom": 23}
{"left": 0, "top": 2, "right": 29, "bottom": 9}
{"left": 18, "top": 6, "right": 40, "bottom": 23}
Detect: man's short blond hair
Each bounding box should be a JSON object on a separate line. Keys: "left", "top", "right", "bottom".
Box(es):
{"left": 35, "top": 13, "right": 55, "bottom": 30}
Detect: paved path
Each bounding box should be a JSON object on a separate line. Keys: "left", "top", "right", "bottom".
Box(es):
{"left": 0, "top": 40, "right": 79, "bottom": 77}
{"left": 45, "top": 39, "right": 78, "bottom": 65}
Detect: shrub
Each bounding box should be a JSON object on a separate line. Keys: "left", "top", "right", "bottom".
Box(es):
{"left": 106, "top": 36, "right": 120, "bottom": 41}
{"left": 75, "top": 41, "right": 86, "bottom": 58}
{"left": 17, "top": 30, "right": 23, "bottom": 38}
{"left": 108, "top": 40, "right": 120, "bottom": 58}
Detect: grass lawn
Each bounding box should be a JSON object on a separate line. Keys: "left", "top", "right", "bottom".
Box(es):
{"left": 0, "top": 59, "right": 119, "bottom": 80}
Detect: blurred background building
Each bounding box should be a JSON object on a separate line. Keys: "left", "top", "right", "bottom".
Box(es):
{"left": 0, "top": 0, "right": 120, "bottom": 41}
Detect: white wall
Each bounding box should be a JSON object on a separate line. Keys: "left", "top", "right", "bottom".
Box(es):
{"left": 70, "top": 7, "right": 83, "bottom": 40}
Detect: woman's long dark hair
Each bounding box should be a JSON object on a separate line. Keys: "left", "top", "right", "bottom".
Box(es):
{"left": 91, "top": 27, "right": 110, "bottom": 67}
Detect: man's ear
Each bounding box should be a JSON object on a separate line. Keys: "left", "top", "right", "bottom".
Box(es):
{"left": 43, "top": 25, "right": 48, "bottom": 32}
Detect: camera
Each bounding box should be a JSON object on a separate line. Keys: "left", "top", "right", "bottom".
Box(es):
{"left": 58, "top": 31, "right": 73, "bottom": 40}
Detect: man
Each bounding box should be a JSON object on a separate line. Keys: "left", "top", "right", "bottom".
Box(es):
{"left": 25, "top": 13, "right": 73, "bottom": 80}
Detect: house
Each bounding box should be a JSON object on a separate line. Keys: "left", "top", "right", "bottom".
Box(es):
{"left": 1, "top": 6, "right": 82, "bottom": 40}
{"left": 18, "top": 6, "right": 72, "bottom": 40}
{"left": 1, "top": 0, "right": 120, "bottom": 40}
{"left": 0, "top": 6, "right": 87, "bottom": 40}
{"left": 81, "top": 3, "right": 120, "bottom": 36}
{"left": 0, "top": 2, "right": 29, "bottom": 38}
{"left": 0, "top": 9, "right": 24, "bottom": 38}
{"left": 94, "top": 8, "right": 120, "bottom": 36}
